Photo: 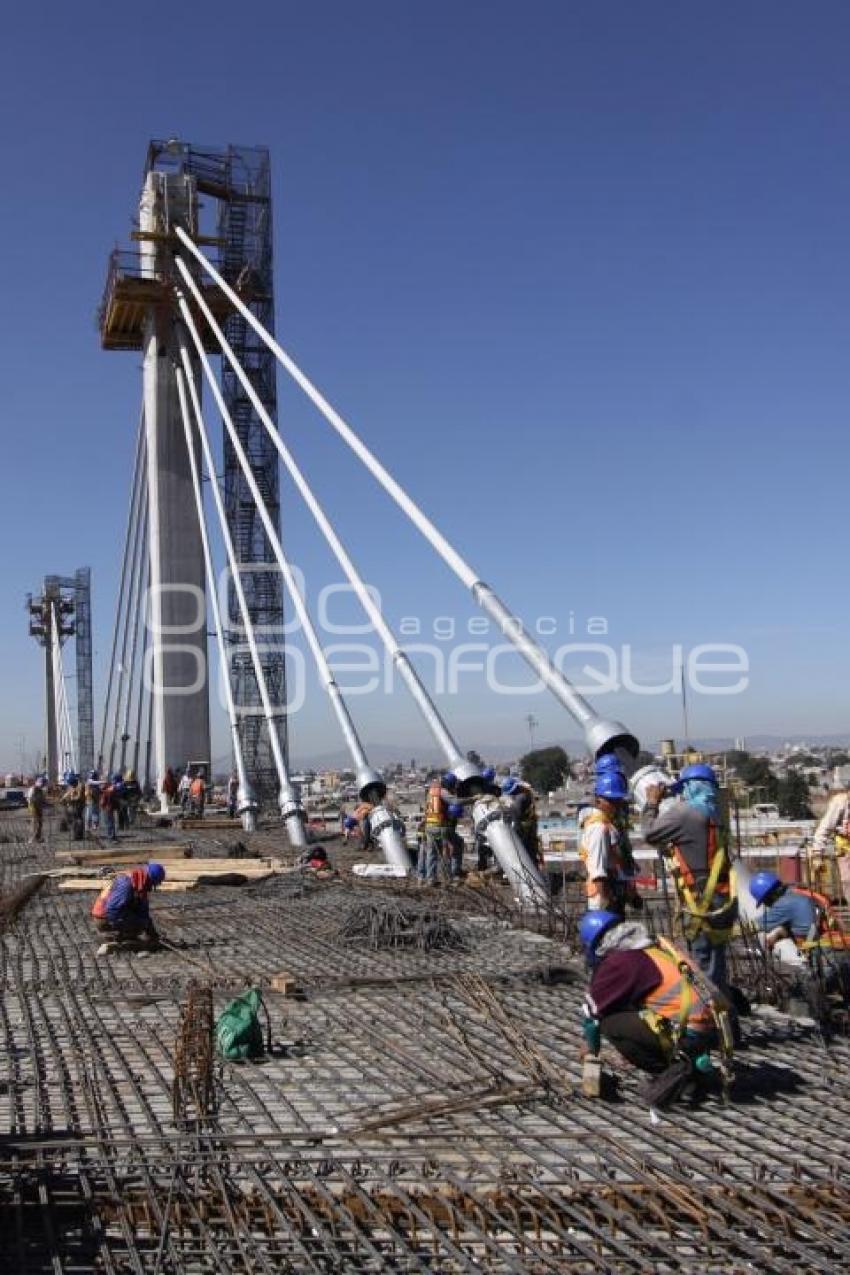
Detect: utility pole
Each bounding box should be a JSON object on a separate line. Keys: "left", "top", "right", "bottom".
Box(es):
{"left": 526, "top": 713, "right": 538, "bottom": 752}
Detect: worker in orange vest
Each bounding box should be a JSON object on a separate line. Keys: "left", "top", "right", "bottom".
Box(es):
{"left": 749, "top": 871, "right": 850, "bottom": 1018}
{"left": 189, "top": 771, "right": 206, "bottom": 817}
{"left": 91, "top": 863, "right": 166, "bottom": 950}
{"left": 419, "top": 773, "right": 459, "bottom": 884}
{"left": 578, "top": 910, "right": 733, "bottom": 1107}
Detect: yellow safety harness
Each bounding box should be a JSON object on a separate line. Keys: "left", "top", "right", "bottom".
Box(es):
{"left": 668, "top": 834, "right": 737, "bottom": 946}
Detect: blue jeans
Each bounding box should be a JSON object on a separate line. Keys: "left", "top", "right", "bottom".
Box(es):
{"left": 419, "top": 829, "right": 447, "bottom": 881}
{"left": 447, "top": 829, "right": 464, "bottom": 878}
{"left": 104, "top": 810, "right": 117, "bottom": 841}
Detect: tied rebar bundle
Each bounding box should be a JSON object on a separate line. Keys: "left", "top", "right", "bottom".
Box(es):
{"left": 338, "top": 902, "right": 466, "bottom": 952}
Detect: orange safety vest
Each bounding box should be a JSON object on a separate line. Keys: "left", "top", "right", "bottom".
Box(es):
{"left": 791, "top": 887, "right": 850, "bottom": 951}
{"left": 190, "top": 778, "right": 205, "bottom": 798}
{"left": 579, "top": 811, "right": 624, "bottom": 900}
{"left": 643, "top": 944, "right": 715, "bottom": 1035}
{"left": 424, "top": 781, "right": 448, "bottom": 828}
{"left": 91, "top": 868, "right": 147, "bottom": 920}
{"left": 671, "top": 821, "right": 730, "bottom": 896}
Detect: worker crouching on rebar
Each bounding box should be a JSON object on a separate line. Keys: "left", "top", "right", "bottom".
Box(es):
{"left": 91, "top": 862, "right": 166, "bottom": 952}
{"left": 749, "top": 871, "right": 850, "bottom": 1018}
{"left": 578, "top": 910, "right": 733, "bottom": 1108}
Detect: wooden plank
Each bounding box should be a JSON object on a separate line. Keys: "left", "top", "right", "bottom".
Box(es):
{"left": 58, "top": 879, "right": 196, "bottom": 892}
{"left": 55, "top": 845, "right": 190, "bottom": 865}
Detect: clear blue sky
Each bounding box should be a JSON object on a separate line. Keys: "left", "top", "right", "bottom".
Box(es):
{"left": 1, "top": 1, "right": 849, "bottom": 770}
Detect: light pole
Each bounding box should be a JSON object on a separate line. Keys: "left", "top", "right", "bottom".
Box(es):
{"left": 526, "top": 714, "right": 538, "bottom": 752}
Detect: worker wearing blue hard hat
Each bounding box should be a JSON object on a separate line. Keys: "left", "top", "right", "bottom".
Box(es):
{"left": 577, "top": 769, "right": 640, "bottom": 914}
{"left": 577, "top": 909, "right": 731, "bottom": 1108}
{"left": 91, "top": 862, "right": 166, "bottom": 953}
{"left": 640, "top": 761, "right": 738, "bottom": 1002}
{"left": 749, "top": 871, "right": 850, "bottom": 1023}
{"left": 501, "top": 775, "right": 543, "bottom": 871}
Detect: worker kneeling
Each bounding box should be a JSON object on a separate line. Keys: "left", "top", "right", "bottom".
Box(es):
{"left": 91, "top": 862, "right": 166, "bottom": 950}
{"left": 749, "top": 871, "right": 850, "bottom": 1015}
{"left": 579, "top": 910, "right": 733, "bottom": 1107}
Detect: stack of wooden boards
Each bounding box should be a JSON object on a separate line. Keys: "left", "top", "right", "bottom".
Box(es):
{"left": 53, "top": 844, "right": 290, "bottom": 892}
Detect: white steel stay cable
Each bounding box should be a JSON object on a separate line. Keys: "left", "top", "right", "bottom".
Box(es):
{"left": 173, "top": 256, "right": 466, "bottom": 771}
{"left": 131, "top": 557, "right": 151, "bottom": 777}
{"left": 175, "top": 334, "right": 304, "bottom": 834}
{"left": 178, "top": 304, "right": 410, "bottom": 869}
{"left": 174, "top": 290, "right": 371, "bottom": 778}
{"left": 99, "top": 410, "right": 145, "bottom": 768}
{"left": 108, "top": 469, "right": 148, "bottom": 776}
{"left": 174, "top": 229, "right": 637, "bottom": 758}
{"left": 173, "top": 366, "right": 253, "bottom": 824}
{"left": 118, "top": 523, "right": 149, "bottom": 772}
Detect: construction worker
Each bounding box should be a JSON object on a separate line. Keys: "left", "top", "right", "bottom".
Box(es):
{"left": 99, "top": 776, "right": 120, "bottom": 842}
{"left": 189, "top": 770, "right": 206, "bottom": 818}
{"left": 420, "top": 772, "right": 457, "bottom": 884}
{"left": 123, "top": 769, "right": 141, "bottom": 826}
{"left": 178, "top": 768, "right": 192, "bottom": 811}
{"left": 352, "top": 798, "right": 376, "bottom": 852}
{"left": 578, "top": 910, "right": 732, "bottom": 1107}
{"left": 161, "top": 767, "right": 178, "bottom": 805}
{"left": 749, "top": 869, "right": 850, "bottom": 1030}
{"left": 809, "top": 789, "right": 850, "bottom": 905}
{"left": 476, "top": 767, "right": 502, "bottom": 871}
{"left": 640, "top": 764, "right": 737, "bottom": 996}
{"left": 84, "top": 770, "right": 102, "bottom": 831}
{"left": 61, "top": 773, "right": 86, "bottom": 841}
{"left": 227, "top": 772, "right": 239, "bottom": 818}
{"left": 501, "top": 777, "right": 542, "bottom": 869}
{"left": 26, "top": 777, "right": 47, "bottom": 843}
{"left": 578, "top": 770, "right": 639, "bottom": 913}
{"left": 91, "top": 862, "right": 166, "bottom": 950}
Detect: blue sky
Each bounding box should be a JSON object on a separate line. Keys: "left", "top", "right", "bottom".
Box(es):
{"left": 1, "top": 1, "right": 849, "bottom": 771}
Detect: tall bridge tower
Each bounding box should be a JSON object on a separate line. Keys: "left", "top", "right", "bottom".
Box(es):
{"left": 99, "top": 141, "right": 286, "bottom": 800}
{"left": 27, "top": 570, "right": 94, "bottom": 780}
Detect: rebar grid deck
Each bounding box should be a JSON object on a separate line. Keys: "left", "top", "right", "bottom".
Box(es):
{"left": 1, "top": 817, "right": 849, "bottom": 1271}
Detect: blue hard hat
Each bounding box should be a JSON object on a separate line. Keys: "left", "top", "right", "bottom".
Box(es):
{"left": 447, "top": 801, "right": 464, "bottom": 819}
{"left": 67, "top": 772, "right": 78, "bottom": 785}
{"left": 578, "top": 910, "right": 621, "bottom": 953}
{"left": 594, "top": 770, "right": 630, "bottom": 802}
{"left": 502, "top": 777, "right": 520, "bottom": 795}
{"left": 442, "top": 772, "right": 458, "bottom": 789}
{"left": 675, "top": 763, "right": 718, "bottom": 789}
{"left": 112, "top": 772, "right": 123, "bottom": 784}
{"left": 482, "top": 767, "right": 496, "bottom": 782}
{"left": 750, "top": 870, "right": 783, "bottom": 907}
{"left": 146, "top": 862, "right": 166, "bottom": 887}
{"left": 594, "top": 754, "right": 625, "bottom": 775}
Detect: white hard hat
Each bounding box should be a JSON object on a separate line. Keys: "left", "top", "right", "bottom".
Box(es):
{"left": 630, "top": 765, "right": 672, "bottom": 814}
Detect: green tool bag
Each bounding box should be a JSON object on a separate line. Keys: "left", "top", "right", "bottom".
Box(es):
{"left": 214, "top": 988, "right": 271, "bottom": 1061}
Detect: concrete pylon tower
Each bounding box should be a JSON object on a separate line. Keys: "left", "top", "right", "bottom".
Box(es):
{"left": 139, "top": 171, "right": 210, "bottom": 794}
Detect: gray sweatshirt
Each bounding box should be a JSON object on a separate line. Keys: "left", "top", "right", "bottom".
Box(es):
{"left": 642, "top": 800, "right": 713, "bottom": 887}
